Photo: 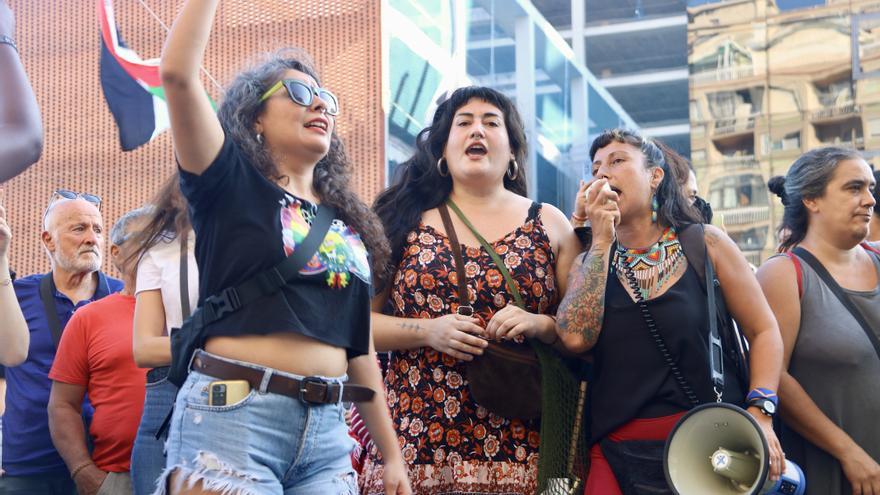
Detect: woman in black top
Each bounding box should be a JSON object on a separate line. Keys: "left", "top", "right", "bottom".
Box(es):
{"left": 158, "top": 1, "right": 409, "bottom": 494}
{"left": 556, "top": 128, "right": 785, "bottom": 493}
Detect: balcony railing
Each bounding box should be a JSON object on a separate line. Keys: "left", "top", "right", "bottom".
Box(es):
{"left": 690, "top": 65, "right": 756, "bottom": 85}
{"left": 811, "top": 102, "right": 857, "bottom": 121}
{"left": 721, "top": 155, "right": 760, "bottom": 171}
{"left": 718, "top": 205, "right": 770, "bottom": 225}
{"left": 713, "top": 116, "right": 756, "bottom": 137}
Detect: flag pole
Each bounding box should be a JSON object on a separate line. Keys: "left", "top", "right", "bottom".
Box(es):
{"left": 133, "top": 0, "right": 223, "bottom": 92}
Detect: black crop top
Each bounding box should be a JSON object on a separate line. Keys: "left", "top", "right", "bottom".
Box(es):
{"left": 179, "top": 134, "right": 371, "bottom": 358}
{"left": 588, "top": 260, "right": 743, "bottom": 445}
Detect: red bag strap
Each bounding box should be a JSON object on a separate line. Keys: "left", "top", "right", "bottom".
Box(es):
{"left": 861, "top": 241, "right": 880, "bottom": 257}
{"left": 785, "top": 252, "right": 804, "bottom": 300}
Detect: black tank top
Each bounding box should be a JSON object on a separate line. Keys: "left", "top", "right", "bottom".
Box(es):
{"left": 588, "top": 258, "right": 743, "bottom": 444}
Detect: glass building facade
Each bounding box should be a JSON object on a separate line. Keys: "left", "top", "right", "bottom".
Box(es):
{"left": 383, "top": 0, "right": 637, "bottom": 214}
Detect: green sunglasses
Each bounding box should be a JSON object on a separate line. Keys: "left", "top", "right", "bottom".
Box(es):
{"left": 260, "top": 79, "right": 339, "bottom": 116}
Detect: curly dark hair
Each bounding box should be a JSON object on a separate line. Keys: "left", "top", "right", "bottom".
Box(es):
{"left": 372, "top": 86, "right": 528, "bottom": 288}
{"left": 216, "top": 48, "right": 389, "bottom": 275}
{"left": 768, "top": 146, "right": 864, "bottom": 252}
{"left": 589, "top": 128, "right": 701, "bottom": 229}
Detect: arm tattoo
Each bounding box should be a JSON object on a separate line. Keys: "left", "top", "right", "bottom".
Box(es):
{"left": 399, "top": 322, "right": 423, "bottom": 332}
{"left": 556, "top": 244, "right": 610, "bottom": 349}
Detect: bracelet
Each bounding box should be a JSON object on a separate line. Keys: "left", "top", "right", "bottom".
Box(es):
{"left": 70, "top": 460, "right": 94, "bottom": 480}
{"left": 0, "top": 35, "right": 17, "bottom": 53}
{"left": 571, "top": 212, "right": 587, "bottom": 222}
{"left": 746, "top": 387, "right": 778, "bottom": 406}
{"left": 0, "top": 277, "right": 11, "bottom": 287}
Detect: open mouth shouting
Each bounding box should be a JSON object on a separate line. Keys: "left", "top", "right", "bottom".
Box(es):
{"left": 465, "top": 142, "right": 487, "bottom": 160}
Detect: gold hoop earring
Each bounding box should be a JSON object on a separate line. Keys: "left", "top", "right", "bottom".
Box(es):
{"left": 437, "top": 157, "right": 449, "bottom": 177}
{"left": 507, "top": 159, "right": 519, "bottom": 180}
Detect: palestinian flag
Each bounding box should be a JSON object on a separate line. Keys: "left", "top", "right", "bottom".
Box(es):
{"left": 98, "top": 0, "right": 167, "bottom": 151}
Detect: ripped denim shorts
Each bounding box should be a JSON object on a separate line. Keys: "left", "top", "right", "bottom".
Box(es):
{"left": 155, "top": 352, "right": 357, "bottom": 495}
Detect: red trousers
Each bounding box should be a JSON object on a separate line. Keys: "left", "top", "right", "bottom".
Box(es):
{"left": 584, "top": 412, "right": 685, "bottom": 495}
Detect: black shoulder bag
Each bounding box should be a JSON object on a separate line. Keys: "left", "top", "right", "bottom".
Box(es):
{"left": 167, "top": 204, "right": 336, "bottom": 388}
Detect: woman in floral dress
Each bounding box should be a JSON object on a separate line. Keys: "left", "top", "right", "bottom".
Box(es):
{"left": 361, "top": 86, "right": 581, "bottom": 494}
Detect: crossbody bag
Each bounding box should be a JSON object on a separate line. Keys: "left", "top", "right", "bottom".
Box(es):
{"left": 167, "top": 204, "right": 336, "bottom": 388}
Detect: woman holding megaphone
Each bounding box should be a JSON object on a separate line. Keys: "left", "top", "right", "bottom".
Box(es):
{"left": 758, "top": 147, "right": 880, "bottom": 495}
{"left": 556, "top": 128, "right": 786, "bottom": 494}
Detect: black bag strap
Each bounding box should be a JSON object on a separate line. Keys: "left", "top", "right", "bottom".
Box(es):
{"left": 792, "top": 246, "right": 880, "bottom": 361}
{"left": 179, "top": 232, "right": 191, "bottom": 321}
{"left": 616, "top": 252, "right": 702, "bottom": 407}
{"left": 40, "top": 272, "right": 111, "bottom": 348}
{"left": 677, "top": 224, "right": 724, "bottom": 397}
{"left": 39, "top": 274, "right": 65, "bottom": 347}
{"left": 198, "top": 204, "right": 336, "bottom": 326}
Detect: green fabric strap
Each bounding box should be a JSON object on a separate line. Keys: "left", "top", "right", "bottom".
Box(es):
{"left": 446, "top": 199, "right": 524, "bottom": 309}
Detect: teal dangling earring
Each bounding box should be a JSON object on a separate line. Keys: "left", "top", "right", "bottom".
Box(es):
{"left": 651, "top": 192, "right": 659, "bottom": 223}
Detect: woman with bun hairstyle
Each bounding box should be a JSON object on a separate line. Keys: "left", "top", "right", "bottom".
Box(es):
{"left": 758, "top": 147, "right": 880, "bottom": 495}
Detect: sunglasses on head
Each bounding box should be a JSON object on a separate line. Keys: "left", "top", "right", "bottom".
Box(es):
{"left": 259, "top": 79, "right": 339, "bottom": 116}
{"left": 42, "top": 189, "right": 102, "bottom": 226}
{"left": 48, "top": 189, "right": 102, "bottom": 210}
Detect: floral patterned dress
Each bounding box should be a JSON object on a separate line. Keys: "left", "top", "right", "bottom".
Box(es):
{"left": 360, "top": 204, "right": 559, "bottom": 495}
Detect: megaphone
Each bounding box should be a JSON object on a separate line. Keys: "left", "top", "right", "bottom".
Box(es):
{"left": 664, "top": 403, "right": 805, "bottom": 495}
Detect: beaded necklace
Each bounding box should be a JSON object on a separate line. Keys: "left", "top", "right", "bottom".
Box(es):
{"left": 613, "top": 226, "right": 685, "bottom": 300}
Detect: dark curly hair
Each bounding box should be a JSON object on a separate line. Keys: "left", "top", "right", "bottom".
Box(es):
{"left": 216, "top": 48, "right": 389, "bottom": 275}
{"left": 589, "top": 128, "right": 701, "bottom": 229}
{"left": 372, "top": 86, "right": 528, "bottom": 288}
{"left": 768, "top": 146, "right": 864, "bottom": 252}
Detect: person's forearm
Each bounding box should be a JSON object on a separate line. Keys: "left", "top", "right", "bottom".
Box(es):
{"left": 132, "top": 335, "right": 171, "bottom": 368}
{"left": 556, "top": 243, "right": 611, "bottom": 353}
{"left": 0, "top": 7, "right": 43, "bottom": 182}
{"left": 0, "top": 256, "right": 28, "bottom": 366}
{"left": 48, "top": 399, "right": 93, "bottom": 473}
{"left": 372, "top": 313, "right": 429, "bottom": 352}
{"left": 347, "top": 355, "right": 404, "bottom": 465}
{"left": 745, "top": 328, "right": 783, "bottom": 394}
{"left": 160, "top": 0, "right": 219, "bottom": 84}
{"left": 779, "top": 372, "right": 859, "bottom": 461}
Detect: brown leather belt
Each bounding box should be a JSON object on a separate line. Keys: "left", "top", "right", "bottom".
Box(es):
{"left": 191, "top": 350, "right": 375, "bottom": 404}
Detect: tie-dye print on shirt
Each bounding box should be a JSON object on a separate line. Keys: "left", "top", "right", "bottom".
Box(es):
{"left": 279, "top": 197, "right": 371, "bottom": 289}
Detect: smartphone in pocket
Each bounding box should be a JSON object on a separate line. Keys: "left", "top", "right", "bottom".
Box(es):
{"left": 208, "top": 380, "right": 251, "bottom": 406}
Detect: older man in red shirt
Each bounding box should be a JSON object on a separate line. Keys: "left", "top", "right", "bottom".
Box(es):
{"left": 48, "top": 207, "right": 151, "bottom": 495}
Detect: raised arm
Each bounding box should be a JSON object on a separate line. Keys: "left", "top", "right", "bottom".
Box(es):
{"left": 0, "top": 1, "right": 43, "bottom": 182}
{"left": 556, "top": 178, "right": 618, "bottom": 353}
{"left": 757, "top": 254, "right": 880, "bottom": 491}
{"left": 0, "top": 199, "right": 27, "bottom": 366}
{"left": 132, "top": 289, "right": 170, "bottom": 368}
{"left": 160, "top": 0, "right": 224, "bottom": 175}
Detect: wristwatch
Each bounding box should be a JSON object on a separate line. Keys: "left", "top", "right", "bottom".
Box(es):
{"left": 748, "top": 397, "right": 777, "bottom": 417}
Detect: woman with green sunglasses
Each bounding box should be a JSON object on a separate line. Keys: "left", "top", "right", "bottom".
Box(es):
{"left": 156, "top": 1, "right": 409, "bottom": 494}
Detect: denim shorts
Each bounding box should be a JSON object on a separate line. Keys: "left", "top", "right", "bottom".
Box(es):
{"left": 155, "top": 352, "right": 357, "bottom": 495}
